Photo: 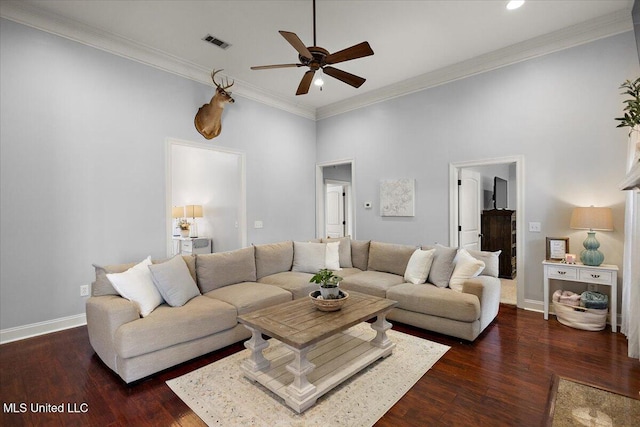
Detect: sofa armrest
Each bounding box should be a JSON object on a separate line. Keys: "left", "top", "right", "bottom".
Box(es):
{"left": 462, "top": 276, "right": 501, "bottom": 330}
{"left": 86, "top": 295, "right": 139, "bottom": 371}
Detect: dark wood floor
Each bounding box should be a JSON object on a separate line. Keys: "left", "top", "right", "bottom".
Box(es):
{"left": 1, "top": 305, "right": 638, "bottom": 426}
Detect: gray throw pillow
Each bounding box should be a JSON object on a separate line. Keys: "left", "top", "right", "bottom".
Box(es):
{"left": 292, "top": 241, "right": 326, "bottom": 273}
{"left": 321, "top": 236, "right": 353, "bottom": 268}
{"left": 422, "top": 244, "right": 457, "bottom": 288}
{"left": 467, "top": 249, "right": 501, "bottom": 278}
{"left": 148, "top": 256, "right": 200, "bottom": 307}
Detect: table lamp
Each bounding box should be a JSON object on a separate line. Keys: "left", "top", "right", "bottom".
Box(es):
{"left": 185, "top": 205, "right": 203, "bottom": 238}
{"left": 172, "top": 206, "right": 184, "bottom": 237}
{"left": 569, "top": 206, "right": 613, "bottom": 266}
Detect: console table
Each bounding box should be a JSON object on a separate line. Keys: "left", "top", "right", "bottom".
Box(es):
{"left": 542, "top": 261, "right": 618, "bottom": 332}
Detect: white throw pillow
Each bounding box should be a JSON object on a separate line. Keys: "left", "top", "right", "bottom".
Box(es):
{"left": 325, "top": 241, "right": 341, "bottom": 271}
{"left": 292, "top": 242, "right": 327, "bottom": 273}
{"left": 106, "top": 256, "right": 164, "bottom": 317}
{"left": 449, "top": 249, "right": 485, "bottom": 292}
{"left": 148, "top": 256, "right": 200, "bottom": 307}
{"left": 404, "top": 248, "right": 436, "bottom": 285}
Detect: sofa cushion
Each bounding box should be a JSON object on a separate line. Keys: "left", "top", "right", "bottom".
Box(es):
{"left": 254, "top": 241, "right": 293, "bottom": 280}
{"left": 205, "top": 282, "right": 292, "bottom": 315}
{"left": 106, "top": 256, "right": 163, "bottom": 317}
{"left": 92, "top": 256, "right": 196, "bottom": 296}
{"left": 449, "top": 249, "right": 485, "bottom": 292}
{"left": 350, "top": 240, "right": 370, "bottom": 271}
{"left": 196, "top": 247, "right": 257, "bottom": 293}
{"left": 322, "top": 237, "right": 353, "bottom": 268}
{"left": 114, "top": 295, "right": 237, "bottom": 358}
{"left": 340, "top": 271, "right": 406, "bottom": 298}
{"left": 258, "top": 271, "right": 317, "bottom": 299}
{"left": 468, "top": 249, "right": 501, "bottom": 278}
{"left": 422, "top": 245, "right": 457, "bottom": 288}
{"left": 387, "top": 283, "right": 481, "bottom": 323}
{"left": 367, "top": 242, "right": 416, "bottom": 276}
{"left": 337, "top": 267, "right": 362, "bottom": 278}
{"left": 292, "top": 241, "right": 326, "bottom": 273}
{"left": 404, "top": 248, "right": 436, "bottom": 285}
{"left": 148, "top": 255, "right": 200, "bottom": 307}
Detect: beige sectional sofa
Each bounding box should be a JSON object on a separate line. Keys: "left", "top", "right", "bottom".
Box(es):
{"left": 86, "top": 238, "right": 501, "bottom": 383}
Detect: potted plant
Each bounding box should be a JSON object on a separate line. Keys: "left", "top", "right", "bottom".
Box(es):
{"left": 309, "top": 268, "right": 343, "bottom": 299}
{"left": 615, "top": 77, "right": 640, "bottom": 164}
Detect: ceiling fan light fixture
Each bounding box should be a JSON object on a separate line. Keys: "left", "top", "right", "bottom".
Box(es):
{"left": 506, "top": 0, "right": 525, "bottom": 10}
{"left": 314, "top": 76, "right": 324, "bottom": 87}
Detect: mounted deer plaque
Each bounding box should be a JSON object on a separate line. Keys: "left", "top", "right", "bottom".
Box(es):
{"left": 194, "top": 69, "right": 234, "bottom": 139}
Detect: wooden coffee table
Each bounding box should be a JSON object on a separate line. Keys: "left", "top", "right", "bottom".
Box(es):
{"left": 237, "top": 291, "right": 397, "bottom": 413}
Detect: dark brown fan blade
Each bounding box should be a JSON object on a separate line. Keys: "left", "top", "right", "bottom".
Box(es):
{"left": 323, "top": 66, "right": 366, "bottom": 88}
{"left": 296, "top": 70, "right": 315, "bottom": 95}
{"left": 325, "top": 41, "right": 374, "bottom": 65}
{"left": 251, "top": 64, "right": 303, "bottom": 70}
{"left": 279, "top": 31, "right": 313, "bottom": 60}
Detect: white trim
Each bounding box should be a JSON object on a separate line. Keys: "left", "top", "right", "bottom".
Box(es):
{"left": 316, "top": 10, "right": 633, "bottom": 120}
{"left": 0, "top": 1, "right": 631, "bottom": 122}
{"left": 316, "top": 159, "right": 356, "bottom": 239}
{"left": 165, "top": 137, "right": 248, "bottom": 256}
{"left": 449, "top": 156, "right": 525, "bottom": 309}
{"left": 0, "top": 313, "right": 87, "bottom": 344}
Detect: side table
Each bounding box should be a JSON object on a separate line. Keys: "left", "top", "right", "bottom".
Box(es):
{"left": 542, "top": 261, "right": 618, "bottom": 333}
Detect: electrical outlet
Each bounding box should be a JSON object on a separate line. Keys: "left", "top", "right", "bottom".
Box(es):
{"left": 528, "top": 222, "right": 541, "bottom": 232}
{"left": 80, "top": 285, "right": 89, "bottom": 297}
{"left": 254, "top": 220, "right": 263, "bottom": 229}
{"left": 587, "top": 284, "right": 597, "bottom": 292}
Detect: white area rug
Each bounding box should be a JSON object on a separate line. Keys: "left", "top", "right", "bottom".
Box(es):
{"left": 167, "top": 323, "right": 449, "bottom": 426}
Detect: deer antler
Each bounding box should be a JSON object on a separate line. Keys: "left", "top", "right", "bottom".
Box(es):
{"left": 211, "top": 69, "right": 234, "bottom": 90}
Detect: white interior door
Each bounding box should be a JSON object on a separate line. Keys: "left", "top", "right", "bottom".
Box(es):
{"left": 326, "top": 184, "right": 345, "bottom": 238}
{"left": 459, "top": 169, "right": 482, "bottom": 251}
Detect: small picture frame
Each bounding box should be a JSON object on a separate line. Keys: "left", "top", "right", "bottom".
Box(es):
{"left": 546, "top": 237, "right": 570, "bottom": 260}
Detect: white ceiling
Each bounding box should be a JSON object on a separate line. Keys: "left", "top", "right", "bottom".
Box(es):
{"left": 0, "top": 0, "right": 634, "bottom": 119}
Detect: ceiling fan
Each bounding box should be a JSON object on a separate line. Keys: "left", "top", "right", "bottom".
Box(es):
{"left": 251, "top": 0, "right": 374, "bottom": 95}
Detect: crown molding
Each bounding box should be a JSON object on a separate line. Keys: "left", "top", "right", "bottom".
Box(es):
{"left": 316, "top": 9, "right": 634, "bottom": 120}
{"left": 1, "top": 1, "right": 632, "bottom": 122}
{"left": 0, "top": 1, "right": 316, "bottom": 120}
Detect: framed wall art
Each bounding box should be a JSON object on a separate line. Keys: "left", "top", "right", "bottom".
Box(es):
{"left": 380, "top": 178, "right": 415, "bottom": 217}
{"left": 546, "top": 237, "right": 570, "bottom": 260}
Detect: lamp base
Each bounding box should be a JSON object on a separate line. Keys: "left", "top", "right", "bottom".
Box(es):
{"left": 189, "top": 222, "right": 198, "bottom": 238}
{"left": 580, "top": 231, "right": 604, "bottom": 266}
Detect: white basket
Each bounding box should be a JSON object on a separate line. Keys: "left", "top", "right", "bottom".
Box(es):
{"left": 553, "top": 301, "right": 607, "bottom": 331}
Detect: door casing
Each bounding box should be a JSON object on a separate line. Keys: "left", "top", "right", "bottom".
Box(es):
{"left": 449, "top": 156, "right": 525, "bottom": 309}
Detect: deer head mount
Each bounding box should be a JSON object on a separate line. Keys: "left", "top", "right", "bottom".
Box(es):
{"left": 194, "top": 69, "right": 234, "bottom": 139}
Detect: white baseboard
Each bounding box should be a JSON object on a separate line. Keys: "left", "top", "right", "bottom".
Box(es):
{"left": 0, "top": 313, "right": 87, "bottom": 344}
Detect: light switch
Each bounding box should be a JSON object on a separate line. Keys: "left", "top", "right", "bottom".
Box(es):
{"left": 529, "top": 222, "right": 541, "bottom": 232}
{"left": 254, "top": 220, "right": 263, "bottom": 229}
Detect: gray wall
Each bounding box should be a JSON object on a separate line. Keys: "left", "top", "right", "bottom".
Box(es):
{"left": 0, "top": 19, "right": 315, "bottom": 330}
{"left": 317, "top": 31, "right": 639, "bottom": 304}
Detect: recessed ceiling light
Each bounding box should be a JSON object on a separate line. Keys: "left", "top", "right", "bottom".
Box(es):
{"left": 506, "top": 0, "right": 525, "bottom": 10}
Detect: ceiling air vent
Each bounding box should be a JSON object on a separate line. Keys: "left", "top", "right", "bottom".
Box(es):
{"left": 202, "top": 34, "right": 231, "bottom": 50}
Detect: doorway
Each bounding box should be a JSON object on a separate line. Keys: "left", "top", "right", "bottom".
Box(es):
{"left": 165, "top": 138, "right": 247, "bottom": 256}
{"left": 449, "top": 156, "right": 525, "bottom": 308}
{"left": 316, "top": 160, "right": 355, "bottom": 239}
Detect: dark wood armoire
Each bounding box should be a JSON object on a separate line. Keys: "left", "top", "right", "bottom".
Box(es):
{"left": 481, "top": 209, "right": 516, "bottom": 279}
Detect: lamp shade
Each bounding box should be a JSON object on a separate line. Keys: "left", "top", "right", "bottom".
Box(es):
{"left": 185, "top": 205, "right": 203, "bottom": 218}
{"left": 570, "top": 207, "right": 613, "bottom": 231}
{"left": 172, "top": 206, "right": 184, "bottom": 219}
